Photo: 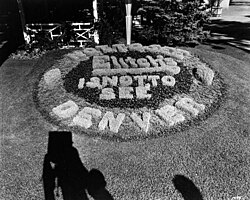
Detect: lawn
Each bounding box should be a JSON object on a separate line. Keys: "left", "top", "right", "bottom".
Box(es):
{"left": 1, "top": 45, "right": 250, "bottom": 200}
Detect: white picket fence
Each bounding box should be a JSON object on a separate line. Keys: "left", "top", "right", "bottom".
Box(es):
{"left": 25, "top": 15, "right": 143, "bottom": 47}
{"left": 25, "top": 22, "right": 95, "bottom": 47}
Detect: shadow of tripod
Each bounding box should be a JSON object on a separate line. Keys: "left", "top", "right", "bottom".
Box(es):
{"left": 42, "top": 131, "right": 114, "bottom": 200}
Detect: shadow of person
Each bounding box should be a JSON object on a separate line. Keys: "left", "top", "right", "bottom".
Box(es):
{"left": 172, "top": 174, "right": 203, "bottom": 200}
{"left": 87, "top": 168, "right": 114, "bottom": 200}
{"left": 42, "top": 131, "right": 114, "bottom": 200}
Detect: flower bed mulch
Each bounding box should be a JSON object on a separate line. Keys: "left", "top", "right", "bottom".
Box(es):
{"left": 64, "top": 52, "right": 193, "bottom": 109}
{"left": 33, "top": 46, "right": 227, "bottom": 141}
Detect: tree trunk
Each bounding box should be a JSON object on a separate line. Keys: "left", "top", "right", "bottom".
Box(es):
{"left": 16, "top": 0, "right": 29, "bottom": 44}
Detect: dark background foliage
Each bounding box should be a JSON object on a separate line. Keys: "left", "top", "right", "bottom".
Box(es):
{"left": 10, "top": 0, "right": 211, "bottom": 58}
{"left": 95, "top": 0, "right": 211, "bottom": 46}
{"left": 22, "top": 0, "right": 93, "bottom": 23}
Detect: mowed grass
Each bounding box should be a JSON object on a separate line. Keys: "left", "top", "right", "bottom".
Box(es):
{"left": 1, "top": 47, "right": 250, "bottom": 200}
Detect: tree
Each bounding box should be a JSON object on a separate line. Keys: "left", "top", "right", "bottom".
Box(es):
{"left": 95, "top": 0, "right": 210, "bottom": 46}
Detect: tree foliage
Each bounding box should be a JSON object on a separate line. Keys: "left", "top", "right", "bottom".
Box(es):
{"left": 95, "top": 0, "right": 211, "bottom": 46}
{"left": 95, "top": 0, "right": 126, "bottom": 45}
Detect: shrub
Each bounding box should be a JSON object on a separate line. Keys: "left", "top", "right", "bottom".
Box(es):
{"left": 94, "top": 0, "right": 126, "bottom": 45}
{"left": 135, "top": 0, "right": 211, "bottom": 46}
{"left": 95, "top": 0, "right": 211, "bottom": 46}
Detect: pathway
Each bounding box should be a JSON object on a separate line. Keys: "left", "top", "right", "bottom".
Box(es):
{"left": 208, "top": 5, "right": 250, "bottom": 51}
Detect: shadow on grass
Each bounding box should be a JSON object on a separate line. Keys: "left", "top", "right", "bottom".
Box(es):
{"left": 172, "top": 174, "right": 203, "bottom": 200}
{"left": 206, "top": 20, "right": 250, "bottom": 40}
{"left": 204, "top": 19, "right": 250, "bottom": 53}
{"left": 42, "top": 131, "right": 114, "bottom": 200}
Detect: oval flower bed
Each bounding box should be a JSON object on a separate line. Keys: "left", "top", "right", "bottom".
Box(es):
{"left": 34, "top": 43, "right": 226, "bottom": 141}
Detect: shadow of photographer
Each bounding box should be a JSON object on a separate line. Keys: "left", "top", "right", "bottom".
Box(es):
{"left": 172, "top": 174, "right": 203, "bottom": 200}
{"left": 42, "top": 131, "right": 114, "bottom": 200}
{"left": 42, "top": 131, "right": 205, "bottom": 200}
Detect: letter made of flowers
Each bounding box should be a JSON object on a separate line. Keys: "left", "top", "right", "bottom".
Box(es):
{"left": 175, "top": 97, "right": 205, "bottom": 116}
{"left": 71, "top": 107, "right": 102, "bottom": 129}
{"left": 52, "top": 100, "right": 79, "bottom": 119}
{"left": 131, "top": 112, "right": 151, "bottom": 132}
{"left": 98, "top": 112, "right": 125, "bottom": 133}
{"left": 155, "top": 105, "right": 185, "bottom": 126}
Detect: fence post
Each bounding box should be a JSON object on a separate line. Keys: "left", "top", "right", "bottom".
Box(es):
{"left": 125, "top": 0, "right": 132, "bottom": 45}
{"left": 93, "top": 0, "right": 99, "bottom": 44}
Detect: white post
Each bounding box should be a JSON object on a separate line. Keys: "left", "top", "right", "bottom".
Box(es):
{"left": 93, "top": 0, "right": 99, "bottom": 44}
{"left": 125, "top": 0, "right": 132, "bottom": 45}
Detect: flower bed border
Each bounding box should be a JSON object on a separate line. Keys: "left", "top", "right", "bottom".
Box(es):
{"left": 32, "top": 46, "right": 227, "bottom": 142}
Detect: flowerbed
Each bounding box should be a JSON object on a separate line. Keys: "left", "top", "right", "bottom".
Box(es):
{"left": 64, "top": 51, "right": 193, "bottom": 109}
{"left": 34, "top": 43, "right": 226, "bottom": 141}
